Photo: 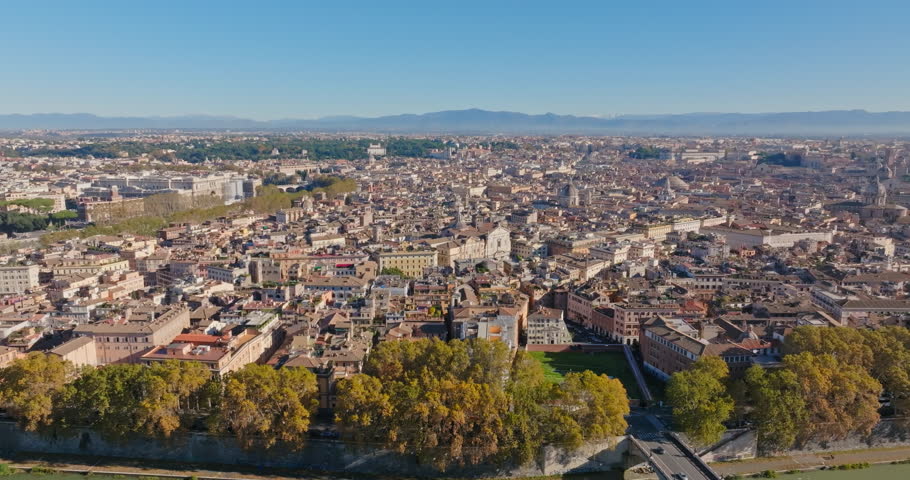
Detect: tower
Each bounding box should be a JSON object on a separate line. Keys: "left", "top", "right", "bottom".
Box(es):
{"left": 452, "top": 196, "right": 468, "bottom": 230}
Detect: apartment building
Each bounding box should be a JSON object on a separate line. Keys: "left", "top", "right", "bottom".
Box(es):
{"left": 301, "top": 276, "right": 369, "bottom": 300}
{"left": 634, "top": 223, "right": 673, "bottom": 241}
{"left": 79, "top": 195, "right": 146, "bottom": 223}
{"left": 592, "top": 302, "right": 679, "bottom": 345}
{"left": 276, "top": 207, "right": 307, "bottom": 224}
{"left": 0, "top": 264, "right": 40, "bottom": 294}
{"left": 72, "top": 305, "right": 190, "bottom": 364}
{"left": 377, "top": 250, "right": 438, "bottom": 278}
{"left": 810, "top": 287, "right": 910, "bottom": 323}
{"left": 206, "top": 265, "right": 248, "bottom": 284}
{"left": 47, "top": 254, "right": 130, "bottom": 276}
{"left": 640, "top": 316, "right": 772, "bottom": 380}
{"left": 49, "top": 336, "right": 98, "bottom": 367}
{"left": 511, "top": 238, "right": 548, "bottom": 258}
{"left": 451, "top": 306, "right": 521, "bottom": 350}
{"left": 0, "top": 346, "right": 22, "bottom": 368}
{"left": 702, "top": 226, "right": 833, "bottom": 249}
{"left": 141, "top": 321, "right": 280, "bottom": 377}
{"left": 526, "top": 307, "right": 572, "bottom": 345}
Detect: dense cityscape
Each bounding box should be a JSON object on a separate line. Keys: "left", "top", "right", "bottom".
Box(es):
{"left": 0, "top": 131, "right": 910, "bottom": 479}
{"left": 4, "top": 1, "right": 910, "bottom": 480}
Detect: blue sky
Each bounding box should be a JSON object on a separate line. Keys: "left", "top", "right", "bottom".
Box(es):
{"left": 2, "top": 1, "right": 908, "bottom": 118}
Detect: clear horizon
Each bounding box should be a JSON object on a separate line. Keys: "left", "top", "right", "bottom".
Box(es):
{"left": 2, "top": 107, "right": 909, "bottom": 122}
{"left": 3, "top": 1, "right": 908, "bottom": 119}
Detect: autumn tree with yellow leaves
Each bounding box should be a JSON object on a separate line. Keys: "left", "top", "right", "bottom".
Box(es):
{"left": 335, "top": 339, "right": 629, "bottom": 470}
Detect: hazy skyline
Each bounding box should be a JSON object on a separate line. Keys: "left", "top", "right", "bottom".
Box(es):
{"left": 3, "top": 1, "right": 909, "bottom": 119}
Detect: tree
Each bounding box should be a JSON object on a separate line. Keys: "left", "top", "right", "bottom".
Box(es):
{"left": 628, "top": 145, "right": 666, "bottom": 159}
{"left": 53, "top": 361, "right": 213, "bottom": 439}
{"left": 383, "top": 377, "right": 510, "bottom": 469}
{"left": 49, "top": 210, "right": 78, "bottom": 223}
{"left": 380, "top": 267, "right": 406, "bottom": 277}
{"left": 337, "top": 339, "right": 630, "bottom": 470}
{"left": 552, "top": 371, "right": 629, "bottom": 444}
{"left": 362, "top": 338, "right": 511, "bottom": 387}
{"left": 334, "top": 374, "right": 392, "bottom": 443}
{"left": 501, "top": 351, "right": 555, "bottom": 464}
{"left": 744, "top": 365, "right": 808, "bottom": 453}
{"left": 216, "top": 364, "right": 318, "bottom": 449}
{"left": 0, "top": 353, "right": 73, "bottom": 431}
{"left": 263, "top": 172, "right": 298, "bottom": 186}
{"left": 666, "top": 356, "right": 734, "bottom": 445}
{"left": 783, "top": 326, "right": 873, "bottom": 369}
{"left": 783, "top": 352, "right": 881, "bottom": 444}
{"left": 861, "top": 327, "right": 910, "bottom": 398}
{"left": 142, "top": 360, "right": 212, "bottom": 434}
{"left": 785, "top": 326, "right": 910, "bottom": 415}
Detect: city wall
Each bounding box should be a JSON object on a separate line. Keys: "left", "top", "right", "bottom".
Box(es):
{"left": 0, "top": 422, "right": 629, "bottom": 478}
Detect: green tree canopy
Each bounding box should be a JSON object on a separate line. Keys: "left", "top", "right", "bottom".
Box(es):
{"left": 743, "top": 365, "right": 808, "bottom": 453}
{"left": 379, "top": 267, "right": 406, "bottom": 277}
{"left": 666, "top": 356, "right": 735, "bottom": 446}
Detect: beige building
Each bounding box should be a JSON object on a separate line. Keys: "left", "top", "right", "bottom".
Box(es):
{"left": 0, "top": 346, "right": 22, "bottom": 368}
{"left": 141, "top": 322, "right": 280, "bottom": 377}
{"left": 79, "top": 196, "right": 146, "bottom": 223}
{"left": 309, "top": 233, "right": 346, "bottom": 250}
{"left": 0, "top": 264, "right": 40, "bottom": 294}
{"left": 434, "top": 236, "right": 486, "bottom": 268}
{"left": 49, "top": 336, "right": 98, "bottom": 367}
{"left": 635, "top": 223, "right": 673, "bottom": 241}
{"left": 377, "top": 250, "right": 438, "bottom": 278}
{"left": 276, "top": 207, "right": 307, "bottom": 224}
{"left": 72, "top": 305, "right": 190, "bottom": 364}
{"left": 48, "top": 255, "right": 130, "bottom": 276}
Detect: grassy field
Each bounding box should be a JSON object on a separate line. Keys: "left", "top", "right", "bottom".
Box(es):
{"left": 528, "top": 351, "right": 641, "bottom": 399}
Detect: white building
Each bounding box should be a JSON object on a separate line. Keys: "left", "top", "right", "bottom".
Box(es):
{"left": 526, "top": 307, "right": 572, "bottom": 345}
{"left": 703, "top": 226, "right": 833, "bottom": 250}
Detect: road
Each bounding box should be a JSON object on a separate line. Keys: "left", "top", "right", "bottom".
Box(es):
{"left": 627, "top": 411, "right": 717, "bottom": 480}
{"left": 637, "top": 434, "right": 713, "bottom": 480}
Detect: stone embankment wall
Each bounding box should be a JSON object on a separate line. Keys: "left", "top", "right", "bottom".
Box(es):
{"left": 700, "top": 418, "right": 910, "bottom": 463}
{"left": 0, "top": 422, "right": 629, "bottom": 478}
{"left": 787, "top": 418, "right": 910, "bottom": 455}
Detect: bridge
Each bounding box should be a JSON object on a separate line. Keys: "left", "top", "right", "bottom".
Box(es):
{"left": 274, "top": 184, "right": 307, "bottom": 193}
{"left": 628, "top": 415, "right": 723, "bottom": 480}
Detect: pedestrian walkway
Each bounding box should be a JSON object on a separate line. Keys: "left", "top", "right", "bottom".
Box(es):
{"left": 623, "top": 344, "right": 653, "bottom": 403}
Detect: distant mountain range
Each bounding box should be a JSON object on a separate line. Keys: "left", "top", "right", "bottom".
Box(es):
{"left": 3, "top": 109, "right": 910, "bottom": 135}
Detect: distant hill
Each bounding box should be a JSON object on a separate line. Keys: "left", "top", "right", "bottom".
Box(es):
{"left": 3, "top": 109, "right": 910, "bottom": 135}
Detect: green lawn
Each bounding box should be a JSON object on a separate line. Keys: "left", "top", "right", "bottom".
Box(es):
{"left": 528, "top": 350, "right": 642, "bottom": 399}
